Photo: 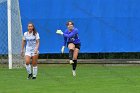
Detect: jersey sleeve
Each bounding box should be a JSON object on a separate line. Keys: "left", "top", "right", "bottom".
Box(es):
{"left": 63, "top": 29, "right": 78, "bottom": 38}
{"left": 36, "top": 32, "right": 40, "bottom": 40}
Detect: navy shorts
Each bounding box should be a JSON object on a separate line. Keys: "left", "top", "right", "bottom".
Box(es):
{"left": 67, "top": 42, "right": 81, "bottom": 50}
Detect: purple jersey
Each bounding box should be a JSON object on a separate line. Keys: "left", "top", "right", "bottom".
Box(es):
{"left": 63, "top": 28, "right": 80, "bottom": 46}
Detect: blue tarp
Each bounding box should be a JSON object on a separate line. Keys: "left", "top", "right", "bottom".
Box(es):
{"left": 1, "top": 0, "right": 140, "bottom": 54}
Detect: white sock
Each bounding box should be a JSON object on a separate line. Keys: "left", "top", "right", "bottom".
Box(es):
{"left": 25, "top": 64, "right": 31, "bottom": 74}
{"left": 33, "top": 66, "right": 38, "bottom": 77}
{"left": 72, "top": 70, "right": 76, "bottom": 73}
{"left": 72, "top": 70, "right": 76, "bottom": 76}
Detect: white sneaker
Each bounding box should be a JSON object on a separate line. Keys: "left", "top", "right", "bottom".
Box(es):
{"left": 70, "top": 60, "right": 74, "bottom": 64}
{"left": 72, "top": 70, "right": 76, "bottom": 76}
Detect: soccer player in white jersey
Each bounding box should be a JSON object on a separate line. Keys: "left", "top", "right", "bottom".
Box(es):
{"left": 21, "top": 23, "right": 40, "bottom": 79}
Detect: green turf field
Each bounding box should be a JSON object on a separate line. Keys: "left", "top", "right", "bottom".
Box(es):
{"left": 0, "top": 64, "right": 140, "bottom": 93}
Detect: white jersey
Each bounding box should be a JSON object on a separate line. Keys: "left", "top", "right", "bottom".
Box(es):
{"left": 23, "top": 31, "right": 40, "bottom": 53}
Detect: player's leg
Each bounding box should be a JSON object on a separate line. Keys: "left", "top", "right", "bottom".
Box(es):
{"left": 72, "top": 48, "right": 79, "bottom": 76}
{"left": 68, "top": 43, "right": 75, "bottom": 64}
{"left": 32, "top": 54, "right": 38, "bottom": 79}
{"left": 25, "top": 53, "right": 32, "bottom": 79}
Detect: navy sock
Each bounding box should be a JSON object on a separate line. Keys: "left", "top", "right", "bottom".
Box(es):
{"left": 72, "top": 60, "right": 77, "bottom": 70}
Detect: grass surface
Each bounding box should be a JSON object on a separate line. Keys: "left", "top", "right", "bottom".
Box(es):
{"left": 0, "top": 64, "right": 140, "bottom": 93}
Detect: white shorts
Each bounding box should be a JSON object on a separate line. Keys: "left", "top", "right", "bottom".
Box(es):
{"left": 25, "top": 51, "right": 39, "bottom": 57}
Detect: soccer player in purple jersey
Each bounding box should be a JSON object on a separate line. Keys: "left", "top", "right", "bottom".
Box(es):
{"left": 56, "top": 21, "right": 81, "bottom": 76}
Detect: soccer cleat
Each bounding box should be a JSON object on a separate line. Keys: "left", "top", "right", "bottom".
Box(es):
{"left": 32, "top": 77, "right": 36, "bottom": 79}
{"left": 69, "top": 60, "right": 74, "bottom": 64}
{"left": 27, "top": 73, "right": 33, "bottom": 79}
{"left": 72, "top": 70, "right": 76, "bottom": 77}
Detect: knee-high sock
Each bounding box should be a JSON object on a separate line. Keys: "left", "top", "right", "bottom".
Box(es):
{"left": 69, "top": 49, "right": 74, "bottom": 60}
{"left": 33, "top": 66, "right": 38, "bottom": 77}
{"left": 25, "top": 64, "right": 31, "bottom": 74}
{"left": 72, "top": 60, "right": 77, "bottom": 70}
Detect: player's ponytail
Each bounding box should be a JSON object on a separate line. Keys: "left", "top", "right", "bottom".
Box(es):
{"left": 33, "top": 25, "right": 37, "bottom": 36}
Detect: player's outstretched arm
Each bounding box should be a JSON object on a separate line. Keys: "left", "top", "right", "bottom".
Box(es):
{"left": 56, "top": 30, "right": 63, "bottom": 35}
{"left": 63, "top": 30, "right": 77, "bottom": 38}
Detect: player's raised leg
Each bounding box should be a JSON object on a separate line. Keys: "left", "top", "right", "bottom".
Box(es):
{"left": 68, "top": 43, "right": 75, "bottom": 64}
